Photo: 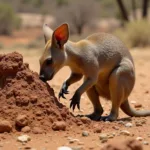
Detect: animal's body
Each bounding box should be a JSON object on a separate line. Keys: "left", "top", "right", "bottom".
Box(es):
{"left": 39, "top": 23, "right": 150, "bottom": 121}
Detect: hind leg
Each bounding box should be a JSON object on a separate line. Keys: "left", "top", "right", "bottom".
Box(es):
{"left": 101, "top": 63, "right": 134, "bottom": 121}
{"left": 100, "top": 82, "right": 124, "bottom": 121}
{"left": 85, "top": 86, "right": 103, "bottom": 121}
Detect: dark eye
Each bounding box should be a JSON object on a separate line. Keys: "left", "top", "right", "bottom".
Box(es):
{"left": 46, "top": 58, "right": 53, "bottom": 65}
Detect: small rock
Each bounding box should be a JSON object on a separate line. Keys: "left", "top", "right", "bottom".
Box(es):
{"left": 71, "top": 146, "right": 83, "bottom": 150}
{"left": 93, "top": 124, "right": 102, "bottom": 133}
{"left": 99, "top": 133, "right": 108, "bottom": 143}
{"left": 24, "top": 146, "right": 32, "bottom": 149}
{"left": 108, "top": 134, "right": 114, "bottom": 139}
{"left": 16, "top": 115, "right": 28, "bottom": 127}
{"left": 21, "top": 126, "right": 31, "bottom": 133}
{"left": 112, "top": 126, "right": 119, "bottom": 130}
{"left": 118, "top": 121, "right": 125, "bottom": 125}
{"left": 131, "top": 101, "right": 137, "bottom": 104}
{"left": 134, "top": 103, "right": 142, "bottom": 108}
{"left": 52, "top": 121, "right": 66, "bottom": 131}
{"left": 101, "top": 139, "right": 143, "bottom": 150}
{"left": 135, "top": 121, "right": 142, "bottom": 126}
{"left": 69, "top": 138, "right": 79, "bottom": 144}
{"left": 32, "top": 127, "right": 43, "bottom": 134}
{"left": 57, "top": 146, "right": 72, "bottom": 150}
{"left": 120, "top": 130, "right": 131, "bottom": 136}
{"left": 143, "top": 141, "right": 149, "bottom": 145}
{"left": 136, "top": 137, "right": 143, "bottom": 141}
{"left": 0, "top": 120, "right": 12, "bottom": 133}
{"left": 17, "top": 135, "right": 31, "bottom": 143}
{"left": 82, "top": 131, "right": 89, "bottom": 137}
{"left": 78, "top": 142, "right": 84, "bottom": 145}
{"left": 94, "top": 127, "right": 102, "bottom": 133}
{"left": 125, "top": 122, "right": 133, "bottom": 127}
{"left": 80, "top": 117, "right": 91, "bottom": 124}
{"left": 30, "top": 95, "right": 38, "bottom": 103}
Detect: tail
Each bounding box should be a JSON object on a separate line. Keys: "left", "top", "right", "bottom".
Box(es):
{"left": 121, "top": 100, "right": 150, "bottom": 117}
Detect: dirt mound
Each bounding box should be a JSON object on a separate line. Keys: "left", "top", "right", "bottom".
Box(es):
{"left": 0, "top": 52, "right": 83, "bottom": 133}
{"left": 102, "top": 139, "right": 143, "bottom": 150}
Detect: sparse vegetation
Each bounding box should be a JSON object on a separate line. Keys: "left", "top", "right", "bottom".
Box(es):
{"left": 114, "top": 20, "right": 150, "bottom": 47}
{"left": 26, "top": 40, "right": 43, "bottom": 49}
{"left": 0, "top": 42, "right": 4, "bottom": 49}
{"left": 0, "top": 3, "right": 21, "bottom": 35}
{"left": 54, "top": 0, "right": 99, "bottom": 35}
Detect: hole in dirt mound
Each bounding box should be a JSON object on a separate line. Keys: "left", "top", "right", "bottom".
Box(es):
{"left": 0, "top": 52, "right": 87, "bottom": 133}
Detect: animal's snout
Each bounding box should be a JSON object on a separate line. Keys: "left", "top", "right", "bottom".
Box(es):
{"left": 39, "top": 74, "right": 46, "bottom": 82}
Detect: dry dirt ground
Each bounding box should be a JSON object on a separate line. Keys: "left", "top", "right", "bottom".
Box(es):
{"left": 0, "top": 29, "right": 150, "bottom": 150}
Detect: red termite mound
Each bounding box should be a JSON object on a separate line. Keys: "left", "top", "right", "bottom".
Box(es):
{"left": 0, "top": 52, "right": 83, "bottom": 133}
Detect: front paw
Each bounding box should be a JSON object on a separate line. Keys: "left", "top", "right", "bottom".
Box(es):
{"left": 70, "top": 92, "right": 80, "bottom": 111}
{"left": 58, "top": 82, "right": 69, "bottom": 99}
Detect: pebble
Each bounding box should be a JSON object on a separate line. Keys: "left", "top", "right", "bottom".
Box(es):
{"left": 107, "top": 134, "right": 114, "bottom": 139}
{"left": 143, "top": 141, "right": 149, "bottom": 145}
{"left": 21, "top": 126, "right": 31, "bottom": 133}
{"left": 125, "top": 122, "right": 133, "bottom": 127}
{"left": 112, "top": 126, "right": 119, "bottom": 130}
{"left": 80, "top": 117, "right": 91, "bottom": 124}
{"left": 71, "top": 146, "right": 83, "bottom": 150}
{"left": 78, "top": 142, "right": 84, "bottom": 145}
{"left": 118, "top": 121, "right": 125, "bottom": 125}
{"left": 135, "top": 121, "right": 142, "bottom": 126}
{"left": 16, "top": 115, "right": 28, "bottom": 127}
{"left": 99, "top": 133, "right": 108, "bottom": 143}
{"left": 131, "top": 101, "right": 137, "bottom": 104}
{"left": 32, "top": 127, "right": 43, "bottom": 134}
{"left": 52, "top": 121, "right": 66, "bottom": 131}
{"left": 93, "top": 124, "right": 102, "bottom": 133}
{"left": 82, "top": 131, "right": 89, "bottom": 137}
{"left": 57, "top": 146, "right": 72, "bottom": 150}
{"left": 0, "top": 120, "right": 12, "bottom": 133}
{"left": 134, "top": 103, "right": 142, "bottom": 108}
{"left": 24, "top": 146, "right": 32, "bottom": 149}
{"left": 69, "top": 138, "right": 79, "bottom": 144}
{"left": 120, "top": 130, "right": 131, "bottom": 136}
{"left": 136, "top": 137, "right": 143, "bottom": 141}
{"left": 17, "top": 135, "right": 31, "bottom": 143}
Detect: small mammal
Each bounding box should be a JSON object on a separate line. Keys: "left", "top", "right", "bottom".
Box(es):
{"left": 39, "top": 23, "right": 150, "bottom": 121}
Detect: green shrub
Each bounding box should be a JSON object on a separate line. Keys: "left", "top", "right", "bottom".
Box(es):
{"left": 114, "top": 20, "right": 150, "bottom": 48}
{"left": 114, "top": 20, "right": 150, "bottom": 47}
{"left": 0, "top": 3, "right": 21, "bottom": 35}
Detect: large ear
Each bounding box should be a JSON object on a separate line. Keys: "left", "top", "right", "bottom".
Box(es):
{"left": 43, "top": 24, "right": 53, "bottom": 43}
{"left": 52, "top": 23, "right": 69, "bottom": 48}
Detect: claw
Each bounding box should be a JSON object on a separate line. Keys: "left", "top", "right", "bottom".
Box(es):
{"left": 64, "top": 90, "right": 69, "bottom": 94}
{"left": 62, "top": 94, "right": 66, "bottom": 99}
{"left": 69, "top": 92, "right": 80, "bottom": 111}
{"left": 58, "top": 82, "right": 69, "bottom": 99}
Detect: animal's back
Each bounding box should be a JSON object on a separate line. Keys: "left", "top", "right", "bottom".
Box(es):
{"left": 86, "top": 33, "right": 135, "bottom": 99}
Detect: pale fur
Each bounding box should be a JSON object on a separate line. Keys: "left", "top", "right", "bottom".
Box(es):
{"left": 40, "top": 23, "right": 150, "bottom": 121}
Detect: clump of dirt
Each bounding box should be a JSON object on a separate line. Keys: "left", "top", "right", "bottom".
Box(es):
{"left": 0, "top": 52, "right": 83, "bottom": 133}
{"left": 102, "top": 138, "right": 143, "bottom": 150}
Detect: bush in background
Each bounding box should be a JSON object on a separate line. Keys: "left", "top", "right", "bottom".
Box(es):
{"left": 114, "top": 20, "right": 150, "bottom": 48}
{"left": 0, "top": 3, "right": 21, "bottom": 35}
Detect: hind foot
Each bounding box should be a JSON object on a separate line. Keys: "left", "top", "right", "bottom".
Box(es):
{"left": 100, "top": 114, "right": 117, "bottom": 122}
{"left": 85, "top": 112, "right": 101, "bottom": 121}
